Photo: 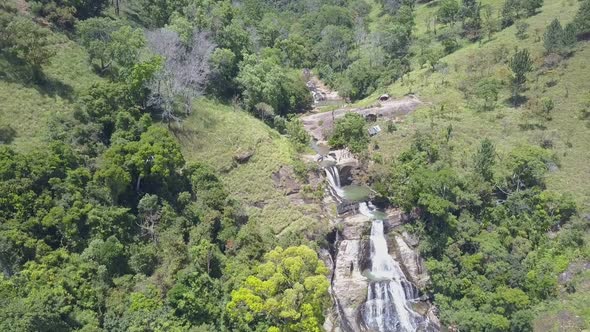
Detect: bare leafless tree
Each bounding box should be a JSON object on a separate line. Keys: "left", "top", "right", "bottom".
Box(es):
{"left": 136, "top": 194, "right": 162, "bottom": 243}
{"left": 146, "top": 28, "right": 215, "bottom": 125}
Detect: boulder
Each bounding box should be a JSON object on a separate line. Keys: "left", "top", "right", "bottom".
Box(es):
{"left": 234, "top": 150, "right": 254, "bottom": 163}
{"left": 392, "top": 234, "right": 430, "bottom": 289}
{"left": 271, "top": 166, "right": 301, "bottom": 195}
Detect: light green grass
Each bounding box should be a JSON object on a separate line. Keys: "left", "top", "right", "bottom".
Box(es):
{"left": 0, "top": 32, "right": 102, "bottom": 151}
{"left": 172, "top": 99, "right": 328, "bottom": 239}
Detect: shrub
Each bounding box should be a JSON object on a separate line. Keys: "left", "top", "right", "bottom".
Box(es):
{"left": 328, "top": 113, "right": 369, "bottom": 153}
{"left": 515, "top": 20, "right": 529, "bottom": 39}
{"left": 286, "top": 117, "right": 310, "bottom": 151}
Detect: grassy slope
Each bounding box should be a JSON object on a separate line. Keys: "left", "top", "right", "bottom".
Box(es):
{"left": 172, "top": 99, "right": 327, "bottom": 243}
{"left": 0, "top": 29, "right": 102, "bottom": 150}
{"left": 364, "top": 0, "right": 590, "bottom": 209}
{"left": 361, "top": 0, "right": 590, "bottom": 328}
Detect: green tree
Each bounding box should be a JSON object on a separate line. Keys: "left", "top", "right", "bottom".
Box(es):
{"left": 102, "top": 126, "right": 184, "bottom": 192}
{"left": 286, "top": 117, "right": 310, "bottom": 151}
{"left": 563, "top": 23, "right": 578, "bottom": 50}
{"left": 475, "top": 78, "right": 502, "bottom": 112}
{"left": 208, "top": 48, "right": 238, "bottom": 98}
{"left": 437, "top": 0, "right": 461, "bottom": 26}
{"left": 461, "top": 0, "right": 482, "bottom": 40}
{"left": 78, "top": 19, "right": 145, "bottom": 77}
{"left": 508, "top": 49, "right": 534, "bottom": 103}
{"left": 501, "top": 0, "right": 521, "bottom": 27}
{"left": 503, "top": 145, "right": 551, "bottom": 191}
{"left": 168, "top": 271, "right": 223, "bottom": 325}
{"left": 515, "top": 20, "right": 530, "bottom": 39}
{"left": 81, "top": 235, "right": 128, "bottom": 278}
{"left": 574, "top": 0, "right": 590, "bottom": 36}
{"left": 313, "top": 25, "right": 353, "bottom": 71}
{"left": 522, "top": 0, "right": 543, "bottom": 16}
{"left": 226, "top": 245, "right": 330, "bottom": 331}
{"left": 237, "top": 54, "right": 311, "bottom": 115}
{"left": 473, "top": 138, "right": 495, "bottom": 181}
{"left": 77, "top": 18, "right": 123, "bottom": 72}
{"left": 4, "top": 16, "right": 55, "bottom": 82}
{"left": 275, "top": 34, "right": 312, "bottom": 68}
{"left": 329, "top": 113, "right": 369, "bottom": 153}
{"left": 544, "top": 19, "right": 564, "bottom": 54}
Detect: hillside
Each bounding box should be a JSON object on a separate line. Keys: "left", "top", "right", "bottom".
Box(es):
{"left": 366, "top": 0, "right": 590, "bottom": 208}
{"left": 0, "top": 0, "right": 589, "bottom": 331}
{"left": 357, "top": 0, "right": 590, "bottom": 328}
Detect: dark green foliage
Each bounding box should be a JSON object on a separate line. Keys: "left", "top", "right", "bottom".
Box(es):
{"left": 502, "top": 145, "right": 552, "bottom": 191}
{"left": 31, "top": 0, "right": 108, "bottom": 28}
{"left": 501, "top": 0, "right": 521, "bottom": 27}
{"left": 473, "top": 138, "right": 495, "bottom": 181}
{"left": 328, "top": 113, "right": 369, "bottom": 153}
{"left": 509, "top": 48, "right": 534, "bottom": 102}
{"left": 544, "top": 19, "right": 564, "bottom": 53}
{"left": 461, "top": 0, "right": 482, "bottom": 40}
{"left": 82, "top": 236, "right": 128, "bottom": 278}
{"left": 384, "top": 134, "right": 578, "bottom": 331}
{"left": 168, "top": 271, "right": 223, "bottom": 325}
{"left": 186, "top": 163, "right": 229, "bottom": 211}
{"left": 78, "top": 19, "right": 146, "bottom": 78}
{"left": 516, "top": 20, "right": 530, "bottom": 39}
{"left": 237, "top": 54, "right": 312, "bottom": 116}
{"left": 501, "top": 0, "right": 543, "bottom": 27}
{"left": 574, "top": 0, "right": 590, "bottom": 36}
{"left": 337, "top": 57, "right": 384, "bottom": 100}
{"left": 314, "top": 25, "right": 354, "bottom": 71}
{"left": 437, "top": 0, "right": 461, "bottom": 25}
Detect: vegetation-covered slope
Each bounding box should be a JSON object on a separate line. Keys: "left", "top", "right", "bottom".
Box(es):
{"left": 0, "top": 0, "right": 589, "bottom": 330}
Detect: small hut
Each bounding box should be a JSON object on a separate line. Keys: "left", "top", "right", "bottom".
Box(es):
{"left": 368, "top": 125, "right": 381, "bottom": 136}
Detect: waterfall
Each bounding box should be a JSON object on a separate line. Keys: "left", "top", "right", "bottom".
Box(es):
{"left": 363, "top": 220, "right": 426, "bottom": 332}
{"left": 325, "top": 165, "right": 344, "bottom": 199}
{"left": 359, "top": 202, "right": 372, "bottom": 218}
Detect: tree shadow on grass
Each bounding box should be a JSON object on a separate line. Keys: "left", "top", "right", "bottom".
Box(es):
{"left": 0, "top": 53, "right": 74, "bottom": 101}
{"left": 505, "top": 95, "right": 528, "bottom": 108}
{"left": 0, "top": 125, "right": 17, "bottom": 144}
{"left": 518, "top": 122, "right": 546, "bottom": 131}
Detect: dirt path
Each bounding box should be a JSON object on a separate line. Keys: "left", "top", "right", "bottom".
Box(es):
{"left": 300, "top": 95, "right": 422, "bottom": 142}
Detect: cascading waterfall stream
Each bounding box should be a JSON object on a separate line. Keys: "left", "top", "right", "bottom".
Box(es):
{"left": 325, "top": 165, "right": 345, "bottom": 200}
{"left": 362, "top": 219, "right": 431, "bottom": 332}
{"left": 320, "top": 154, "right": 435, "bottom": 332}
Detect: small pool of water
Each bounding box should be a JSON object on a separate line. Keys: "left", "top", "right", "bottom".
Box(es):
{"left": 369, "top": 210, "right": 388, "bottom": 220}
{"left": 342, "top": 185, "right": 372, "bottom": 202}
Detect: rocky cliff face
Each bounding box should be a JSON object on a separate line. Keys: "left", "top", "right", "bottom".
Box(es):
{"left": 326, "top": 214, "right": 371, "bottom": 332}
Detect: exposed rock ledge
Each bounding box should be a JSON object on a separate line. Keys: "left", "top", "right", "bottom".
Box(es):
{"left": 328, "top": 213, "right": 371, "bottom": 332}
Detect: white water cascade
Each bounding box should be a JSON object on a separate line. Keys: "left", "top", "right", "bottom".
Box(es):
{"left": 325, "top": 165, "right": 345, "bottom": 200}
{"left": 363, "top": 220, "right": 426, "bottom": 332}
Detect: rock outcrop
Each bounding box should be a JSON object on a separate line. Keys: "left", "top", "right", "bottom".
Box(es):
{"left": 271, "top": 166, "right": 301, "bottom": 195}
{"left": 393, "top": 234, "right": 430, "bottom": 289}
{"left": 329, "top": 214, "right": 371, "bottom": 332}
